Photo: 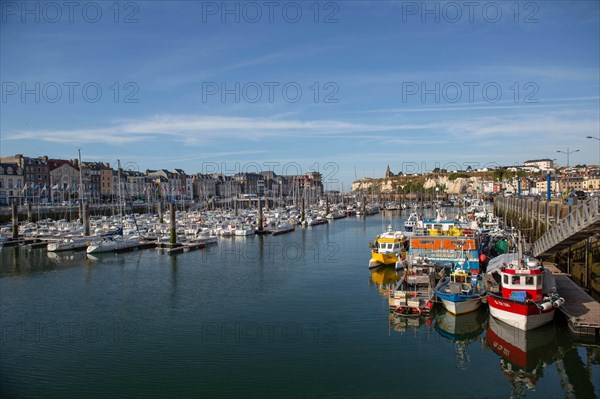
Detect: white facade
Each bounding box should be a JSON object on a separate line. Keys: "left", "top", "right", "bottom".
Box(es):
{"left": 0, "top": 163, "right": 24, "bottom": 205}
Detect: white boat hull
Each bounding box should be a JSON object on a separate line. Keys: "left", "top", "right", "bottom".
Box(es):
{"left": 439, "top": 297, "right": 482, "bottom": 315}
{"left": 488, "top": 300, "right": 555, "bottom": 331}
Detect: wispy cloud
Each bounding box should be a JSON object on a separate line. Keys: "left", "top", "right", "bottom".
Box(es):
{"left": 4, "top": 115, "right": 442, "bottom": 145}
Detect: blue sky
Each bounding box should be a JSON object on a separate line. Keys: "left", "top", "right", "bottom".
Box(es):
{"left": 1, "top": 1, "right": 599, "bottom": 190}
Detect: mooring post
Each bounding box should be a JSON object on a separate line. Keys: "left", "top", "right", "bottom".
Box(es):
{"left": 169, "top": 203, "right": 176, "bottom": 245}
{"left": 258, "top": 198, "right": 263, "bottom": 231}
{"left": 11, "top": 204, "right": 19, "bottom": 239}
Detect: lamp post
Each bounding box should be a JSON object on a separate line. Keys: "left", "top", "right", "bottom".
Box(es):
{"left": 587, "top": 135, "right": 600, "bottom": 166}
{"left": 557, "top": 148, "right": 579, "bottom": 197}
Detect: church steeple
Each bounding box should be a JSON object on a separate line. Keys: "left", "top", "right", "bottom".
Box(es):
{"left": 385, "top": 164, "right": 392, "bottom": 178}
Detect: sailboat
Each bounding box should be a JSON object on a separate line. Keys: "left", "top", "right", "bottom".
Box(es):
{"left": 87, "top": 160, "right": 140, "bottom": 254}
{"left": 49, "top": 149, "right": 97, "bottom": 252}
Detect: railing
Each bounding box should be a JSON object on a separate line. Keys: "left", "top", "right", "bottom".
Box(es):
{"left": 533, "top": 198, "right": 600, "bottom": 257}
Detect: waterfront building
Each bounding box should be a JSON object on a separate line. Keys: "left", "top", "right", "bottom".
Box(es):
{"left": 0, "top": 163, "right": 24, "bottom": 205}
{"left": 0, "top": 154, "right": 50, "bottom": 203}
{"left": 146, "top": 169, "right": 185, "bottom": 200}
{"left": 100, "top": 165, "right": 114, "bottom": 200}
{"left": 49, "top": 163, "right": 81, "bottom": 203}
{"left": 192, "top": 174, "right": 218, "bottom": 200}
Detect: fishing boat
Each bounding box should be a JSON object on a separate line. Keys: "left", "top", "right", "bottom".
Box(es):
{"left": 368, "top": 224, "right": 409, "bottom": 269}
{"left": 485, "top": 252, "right": 564, "bottom": 331}
{"left": 434, "top": 265, "right": 487, "bottom": 315}
{"left": 398, "top": 236, "right": 480, "bottom": 273}
{"left": 403, "top": 212, "right": 420, "bottom": 232}
{"left": 388, "top": 261, "right": 442, "bottom": 316}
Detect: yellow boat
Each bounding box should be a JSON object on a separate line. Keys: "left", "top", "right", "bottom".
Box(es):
{"left": 368, "top": 224, "right": 409, "bottom": 269}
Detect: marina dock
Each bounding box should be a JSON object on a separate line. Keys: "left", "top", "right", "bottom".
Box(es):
{"left": 556, "top": 274, "right": 600, "bottom": 338}
{"left": 545, "top": 263, "right": 600, "bottom": 339}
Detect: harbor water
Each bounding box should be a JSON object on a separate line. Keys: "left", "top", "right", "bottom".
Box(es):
{"left": 1, "top": 212, "right": 599, "bottom": 399}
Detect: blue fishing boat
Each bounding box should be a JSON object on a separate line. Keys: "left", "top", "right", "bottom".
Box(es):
{"left": 434, "top": 265, "right": 487, "bottom": 315}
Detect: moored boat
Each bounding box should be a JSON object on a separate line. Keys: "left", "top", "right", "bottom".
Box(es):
{"left": 47, "top": 237, "right": 90, "bottom": 252}
{"left": 403, "top": 212, "right": 420, "bottom": 232}
{"left": 234, "top": 224, "right": 255, "bottom": 236}
{"left": 485, "top": 253, "right": 564, "bottom": 331}
{"left": 398, "top": 235, "right": 480, "bottom": 273}
{"left": 368, "top": 224, "right": 409, "bottom": 269}
{"left": 434, "top": 266, "right": 487, "bottom": 315}
{"left": 86, "top": 235, "right": 141, "bottom": 254}
{"left": 388, "top": 261, "right": 442, "bottom": 316}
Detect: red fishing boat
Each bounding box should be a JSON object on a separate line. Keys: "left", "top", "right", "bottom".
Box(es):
{"left": 485, "top": 253, "right": 564, "bottom": 331}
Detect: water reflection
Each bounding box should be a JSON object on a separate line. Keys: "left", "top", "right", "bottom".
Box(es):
{"left": 0, "top": 247, "right": 86, "bottom": 276}
{"left": 388, "top": 312, "right": 435, "bottom": 334}
{"left": 486, "top": 317, "right": 558, "bottom": 398}
{"left": 434, "top": 308, "right": 488, "bottom": 369}
{"left": 369, "top": 265, "right": 400, "bottom": 296}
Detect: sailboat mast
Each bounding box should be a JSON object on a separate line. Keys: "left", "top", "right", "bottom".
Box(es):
{"left": 117, "top": 159, "right": 123, "bottom": 218}
{"left": 78, "top": 148, "right": 84, "bottom": 206}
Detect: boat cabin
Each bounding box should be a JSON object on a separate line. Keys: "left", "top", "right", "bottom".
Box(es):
{"left": 499, "top": 265, "right": 544, "bottom": 301}
{"left": 376, "top": 239, "right": 404, "bottom": 254}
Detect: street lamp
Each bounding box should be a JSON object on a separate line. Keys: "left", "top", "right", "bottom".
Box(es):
{"left": 587, "top": 135, "right": 600, "bottom": 166}
{"left": 557, "top": 147, "right": 580, "bottom": 197}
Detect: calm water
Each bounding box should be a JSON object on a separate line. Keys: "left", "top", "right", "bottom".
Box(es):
{"left": 1, "top": 212, "right": 599, "bottom": 399}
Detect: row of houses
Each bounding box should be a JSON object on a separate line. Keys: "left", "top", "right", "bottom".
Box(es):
{"left": 478, "top": 173, "right": 600, "bottom": 196}
{"left": 0, "top": 154, "right": 323, "bottom": 205}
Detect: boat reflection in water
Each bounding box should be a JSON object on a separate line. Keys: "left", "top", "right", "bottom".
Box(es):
{"left": 369, "top": 265, "right": 401, "bottom": 296}
{"left": 388, "top": 311, "right": 435, "bottom": 334}
{"left": 434, "top": 308, "right": 487, "bottom": 369}
{"left": 486, "top": 316, "right": 557, "bottom": 397}
{"left": 372, "top": 266, "right": 438, "bottom": 332}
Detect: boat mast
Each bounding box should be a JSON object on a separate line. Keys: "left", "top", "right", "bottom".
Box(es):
{"left": 117, "top": 159, "right": 123, "bottom": 219}
{"left": 78, "top": 148, "right": 84, "bottom": 204}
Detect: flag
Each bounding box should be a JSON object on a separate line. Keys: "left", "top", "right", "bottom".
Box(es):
{"left": 22, "top": 184, "right": 27, "bottom": 193}
{"left": 52, "top": 184, "right": 59, "bottom": 190}
{"left": 41, "top": 184, "right": 47, "bottom": 192}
